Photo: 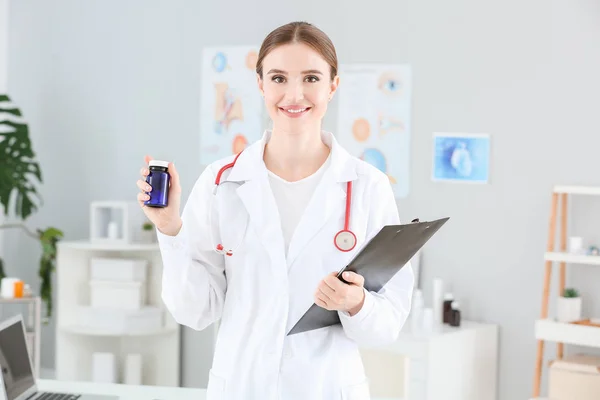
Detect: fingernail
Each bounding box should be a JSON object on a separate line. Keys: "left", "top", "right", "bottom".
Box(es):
{"left": 146, "top": 186, "right": 151, "bottom": 191}
{"left": 344, "top": 272, "right": 349, "bottom": 278}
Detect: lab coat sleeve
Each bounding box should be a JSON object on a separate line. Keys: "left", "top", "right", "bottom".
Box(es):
{"left": 157, "top": 165, "right": 227, "bottom": 331}
{"left": 338, "top": 174, "right": 415, "bottom": 346}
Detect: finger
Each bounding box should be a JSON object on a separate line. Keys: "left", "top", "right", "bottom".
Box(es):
{"left": 315, "top": 293, "right": 331, "bottom": 310}
{"left": 137, "top": 192, "right": 150, "bottom": 204}
{"left": 318, "top": 282, "right": 337, "bottom": 303}
{"left": 315, "top": 297, "right": 328, "bottom": 309}
{"left": 168, "top": 162, "right": 180, "bottom": 192}
{"left": 324, "top": 274, "right": 345, "bottom": 292}
{"left": 144, "top": 155, "right": 153, "bottom": 165}
{"left": 137, "top": 179, "right": 151, "bottom": 192}
{"left": 342, "top": 271, "right": 365, "bottom": 287}
{"left": 140, "top": 166, "right": 149, "bottom": 178}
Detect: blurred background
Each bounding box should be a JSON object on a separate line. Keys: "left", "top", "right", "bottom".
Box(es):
{"left": 1, "top": 1, "right": 600, "bottom": 400}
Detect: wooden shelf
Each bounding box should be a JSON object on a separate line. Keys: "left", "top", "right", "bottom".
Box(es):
{"left": 535, "top": 319, "right": 600, "bottom": 349}
{"left": 553, "top": 185, "right": 600, "bottom": 195}
{"left": 544, "top": 251, "right": 600, "bottom": 265}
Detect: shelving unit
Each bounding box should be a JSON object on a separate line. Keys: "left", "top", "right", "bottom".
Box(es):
{"left": 0, "top": 296, "right": 42, "bottom": 377}
{"left": 532, "top": 185, "right": 600, "bottom": 398}
{"left": 55, "top": 239, "right": 180, "bottom": 387}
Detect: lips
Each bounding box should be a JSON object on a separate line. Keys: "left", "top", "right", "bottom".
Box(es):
{"left": 279, "top": 106, "right": 311, "bottom": 118}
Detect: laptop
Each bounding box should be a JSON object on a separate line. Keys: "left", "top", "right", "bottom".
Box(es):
{"left": 0, "top": 314, "right": 118, "bottom": 400}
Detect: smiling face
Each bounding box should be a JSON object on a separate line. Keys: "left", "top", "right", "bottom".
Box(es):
{"left": 257, "top": 42, "right": 339, "bottom": 135}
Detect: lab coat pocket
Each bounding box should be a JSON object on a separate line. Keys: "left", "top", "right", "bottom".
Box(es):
{"left": 341, "top": 379, "right": 370, "bottom": 400}
{"left": 207, "top": 369, "right": 226, "bottom": 399}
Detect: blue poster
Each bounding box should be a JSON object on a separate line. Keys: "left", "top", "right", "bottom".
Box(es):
{"left": 432, "top": 133, "right": 490, "bottom": 183}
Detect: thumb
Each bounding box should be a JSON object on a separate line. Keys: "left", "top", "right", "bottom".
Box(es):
{"left": 342, "top": 271, "right": 364, "bottom": 287}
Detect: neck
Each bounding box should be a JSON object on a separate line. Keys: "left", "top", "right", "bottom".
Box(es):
{"left": 263, "top": 127, "right": 330, "bottom": 182}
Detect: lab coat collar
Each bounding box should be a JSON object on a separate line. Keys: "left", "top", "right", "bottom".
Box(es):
{"left": 224, "top": 130, "right": 358, "bottom": 183}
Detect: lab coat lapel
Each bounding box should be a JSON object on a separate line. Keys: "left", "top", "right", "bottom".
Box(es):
{"left": 286, "top": 132, "right": 357, "bottom": 270}
{"left": 236, "top": 177, "right": 285, "bottom": 265}
{"left": 285, "top": 171, "right": 344, "bottom": 270}
{"left": 226, "top": 132, "right": 286, "bottom": 267}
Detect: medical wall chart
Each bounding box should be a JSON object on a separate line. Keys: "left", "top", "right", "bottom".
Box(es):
{"left": 335, "top": 64, "right": 412, "bottom": 198}
{"left": 199, "top": 46, "right": 264, "bottom": 165}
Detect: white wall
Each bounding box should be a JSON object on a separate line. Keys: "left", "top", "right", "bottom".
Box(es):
{"left": 0, "top": 0, "right": 7, "bottom": 92}
{"left": 0, "top": 0, "right": 8, "bottom": 259}
{"left": 7, "top": 1, "right": 600, "bottom": 399}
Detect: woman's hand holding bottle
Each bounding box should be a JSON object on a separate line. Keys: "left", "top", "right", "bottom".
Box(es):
{"left": 136, "top": 155, "right": 183, "bottom": 236}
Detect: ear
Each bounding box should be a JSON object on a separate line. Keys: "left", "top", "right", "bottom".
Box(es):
{"left": 256, "top": 73, "right": 264, "bottom": 97}
{"left": 329, "top": 75, "right": 340, "bottom": 101}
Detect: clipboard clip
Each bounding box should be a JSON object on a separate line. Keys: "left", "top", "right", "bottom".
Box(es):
{"left": 411, "top": 218, "right": 420, "bottom": 223}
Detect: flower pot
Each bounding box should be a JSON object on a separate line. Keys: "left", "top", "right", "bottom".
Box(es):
{"left": 557, "top": 296, "right": 582, "bottom": 322}
{"left": 140, "top": 229, "right": 156, "bottom": 244}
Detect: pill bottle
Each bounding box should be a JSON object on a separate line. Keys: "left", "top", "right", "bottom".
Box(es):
{"left": 144, "top": 160, "right": 170, "bottom": 208}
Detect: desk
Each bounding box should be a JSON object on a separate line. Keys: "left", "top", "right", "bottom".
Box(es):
{"left": 37, "top": 379, "right": 206, "bottom": 400}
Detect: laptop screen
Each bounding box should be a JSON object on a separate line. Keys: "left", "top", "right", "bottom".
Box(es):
{"left": 0, "top": 319, "right": 35, "bottom": 400}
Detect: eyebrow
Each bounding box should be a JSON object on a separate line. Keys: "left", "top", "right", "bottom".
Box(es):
{"left": 266, "top": 69, "right": 323, "bottom": 75}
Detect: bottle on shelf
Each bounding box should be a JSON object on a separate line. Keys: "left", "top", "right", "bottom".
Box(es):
{"left": 443, "top": 293, "right": 455, "bottom": 324}
{"left": 449, "top": 301, "right": 461, "bottom": 327}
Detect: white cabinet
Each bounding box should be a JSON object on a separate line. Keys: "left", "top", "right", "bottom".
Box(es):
{"left": 55, "top": 240, "right": 180, "bottom": 387}
{"left": 360, "top": 320, "right": 499, "bottom": 400}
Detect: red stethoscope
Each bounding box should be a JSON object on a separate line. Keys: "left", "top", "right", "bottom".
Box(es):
{"left": 210, "top": 151, "right": 357, "bottom": 256}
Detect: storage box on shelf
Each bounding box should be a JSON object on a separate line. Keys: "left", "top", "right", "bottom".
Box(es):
{"left": 532, "top": 185, "right": 600, "bottom": 399}
{"left": 55, "top": 239, "right": 180, "bottom": 387}
{"left": 549, "top": 354, "right": 600, "bottom": 400}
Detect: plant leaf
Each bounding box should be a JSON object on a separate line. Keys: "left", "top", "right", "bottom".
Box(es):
{"left": 0, "top": 94, "right": 43, "bottom": 220}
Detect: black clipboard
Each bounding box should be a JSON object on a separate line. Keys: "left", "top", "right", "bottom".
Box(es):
{"left": 287, "top": 217, "right": 450, "bottom": 336}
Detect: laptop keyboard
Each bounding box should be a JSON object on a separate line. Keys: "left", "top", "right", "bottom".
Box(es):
{"left": 37, "top": 393, "right": 81, "bottom": 400}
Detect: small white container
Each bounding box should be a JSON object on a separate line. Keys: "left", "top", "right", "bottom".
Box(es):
{"left": 569, "top": 236, "right": 584, "bottom": 254}
{"left": 92, "top": 352, "right": 117, "bottom": 383}
{"left": 77, "top": 306, "right": 163, "bottom": 334}
{"left": 124, "top": 353, "right": 143, "bottom": 385}
{"left": 90, "top": 257, "right": 147, "bottom": 282}
{"left": 90, "top": 280, "right": 146, "bottom": 310}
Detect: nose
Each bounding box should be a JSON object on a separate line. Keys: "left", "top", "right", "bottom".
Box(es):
{"left": 285, "top": 80, "right": 304, "bottom": 102}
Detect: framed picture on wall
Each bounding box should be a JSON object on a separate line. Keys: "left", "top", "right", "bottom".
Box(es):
{"left": 432, "top": 133, "right": 491, "bottom": 184}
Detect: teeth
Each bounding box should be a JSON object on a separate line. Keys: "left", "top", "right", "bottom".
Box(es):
{"left": 286, "top": 108, "right": 307, "bottom": 113}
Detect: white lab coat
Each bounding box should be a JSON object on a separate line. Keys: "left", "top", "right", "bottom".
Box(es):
{"left": 158, "top": 130, "right": 414, "bottom": 400}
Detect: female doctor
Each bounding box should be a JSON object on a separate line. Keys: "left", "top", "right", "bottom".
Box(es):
{"left": 136, "top": 21, "right": 414, "bottom": 400}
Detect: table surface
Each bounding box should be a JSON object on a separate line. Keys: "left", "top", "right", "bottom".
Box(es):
{"left": 37, "top": 379, "right": 403, "bottom": 400}
{"left": 37, "top": 379, "right": 207, "bottom": 400}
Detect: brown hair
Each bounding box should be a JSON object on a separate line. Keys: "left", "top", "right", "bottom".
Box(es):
{"left": 256, "top": 21, "right": 338, "bottom": 81}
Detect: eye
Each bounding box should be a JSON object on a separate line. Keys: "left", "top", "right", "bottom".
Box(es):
{"left": 305, "top": 75, "right": 320, "bottom": 83}
{"left": 272, "top": 75, "right": 285, "bottom": 83}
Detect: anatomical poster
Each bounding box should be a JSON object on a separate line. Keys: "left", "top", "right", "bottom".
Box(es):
{"left": 336, "top": 64, "right": 412, "bottom": 198}
{"left": 432, "top": 133, "right": 491, "bottom": 183}
{"left": 199, "top": 46, "right": 264, "bottom": 165}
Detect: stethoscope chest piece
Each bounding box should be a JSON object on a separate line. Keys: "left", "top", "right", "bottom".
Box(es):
{"left": 334, "top": 230, "right": 357, "bottom": 252}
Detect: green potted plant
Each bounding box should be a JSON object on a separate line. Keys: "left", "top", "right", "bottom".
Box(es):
{"left": 0, "top": 94, "right": 63, "bottom": 322}
{"left": 557, "top": 287, "right": 582, "bottom": 322}
{"left": 140, "top": 220, "right": 156, "bottom": 243}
